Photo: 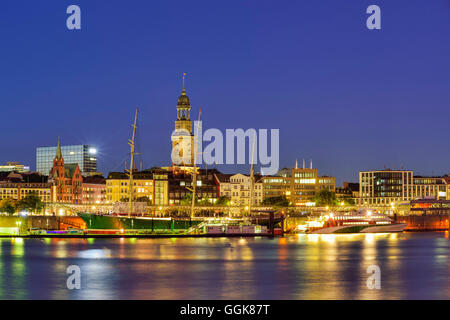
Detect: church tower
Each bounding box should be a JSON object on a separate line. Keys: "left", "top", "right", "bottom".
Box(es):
{"left": 52, "top": 137, "right": 65, "bottom": 178}
{"left": 171, "top": 73, "right": 195, "bottom": 166}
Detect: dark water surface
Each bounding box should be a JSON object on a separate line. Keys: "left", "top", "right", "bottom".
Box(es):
{"left": 0, "top": 232, "right": 449, "bottom": 299}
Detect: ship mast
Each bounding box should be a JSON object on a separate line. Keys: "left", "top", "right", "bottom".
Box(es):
{"left": 127, "top": 108, "right": 138, "bottom": 218}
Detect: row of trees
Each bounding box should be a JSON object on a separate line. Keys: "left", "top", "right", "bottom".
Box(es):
{"left": 0, "top": 193, "right": 43, "bottom": 216}
{"left": 313, "top": 190, "right": 356, "bottom": 207}
{"left": 259, "top": 191, "right": 355, "bottom": 207}
{"left": 180, "top": 194, "right": 231, "bottom": 206}
{"left": 120, "top": 191, "right": 355, "bottom": 208}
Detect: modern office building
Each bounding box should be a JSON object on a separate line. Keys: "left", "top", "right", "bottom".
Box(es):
{"left": 36, "top": 143, "right": 97, "bottom": 176}
{"left": 359, "top": 169, "right": 449, "bottom": 206}
{"left": 262, "top": 166, "right": 336, "bottom": 206}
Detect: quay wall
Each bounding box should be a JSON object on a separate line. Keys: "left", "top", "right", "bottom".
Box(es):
{"left": 396, "top": 215, "right": 449, "bottom": 231}
{"left": 0, "top": 215, "right": 447, "bottom": 232}
{"left": 0, "top": 216, "right": 86, "bottom": 231}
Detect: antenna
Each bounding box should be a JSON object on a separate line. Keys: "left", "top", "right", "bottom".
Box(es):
{"left": 310, "top": 159, "right": 312, "bottom": 169}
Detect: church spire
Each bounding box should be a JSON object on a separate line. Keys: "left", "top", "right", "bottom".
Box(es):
{"left": 182, "top": 72, "right": 187, "bottom": 95}
{"left": 55, "top": 137, "right": 62, "bottom": 160}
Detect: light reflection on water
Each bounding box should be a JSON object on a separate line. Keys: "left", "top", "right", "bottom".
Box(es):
{"left": 0, "top": 233, "right": 449, "bottom": 300}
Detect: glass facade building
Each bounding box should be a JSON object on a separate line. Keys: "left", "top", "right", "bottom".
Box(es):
{"left": 36, "top": 144, "right": 97, "bottom": 176}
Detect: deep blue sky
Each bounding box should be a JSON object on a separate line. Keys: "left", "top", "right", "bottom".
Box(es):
{"left": 1, "top": 0, "right": 449, "bottom": 185}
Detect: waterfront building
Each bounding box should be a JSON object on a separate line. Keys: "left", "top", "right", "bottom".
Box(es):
{"left": 168, "top": 167, "right": 219, "bottom": 205}
{"left": 336, "top": 182, "right": 360, "bottom": 203}
{"left": 215, "top": 173, "right": 263, "bottom": 206}
{"left": 106, "top": 171, "right": 154, "bottom": 204}
{"left": 0, "top": 162, "right": 30, "bottom": 173}
{"left": 409, "top": 199, "right": 450, "bottom": 216}
{"left": 262, "top": 167, "right": 335, "bottom": 206}
{"left": 171, "top": 74, "right": 195, "bottom": 167}
{"left": 48, "top": 139, "right": 83, "bottom": 204}
{"left": 36, "top": 143, "right": 97, "bottom": 176}
{"left": 0, "top": 172, "right": 51, "bottom": 203}
{"left": 152, "top": 168, "right": 169, "bottom": 206}
{"left": 359, "top": 169, "right": 449, "bottom": 206}
{"left": 82, "top": 176, "right": 107, "bottom": 205}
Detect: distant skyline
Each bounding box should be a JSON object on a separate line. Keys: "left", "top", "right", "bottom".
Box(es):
{"left": 1, "top": 1, "right": 449, "bottom": 185}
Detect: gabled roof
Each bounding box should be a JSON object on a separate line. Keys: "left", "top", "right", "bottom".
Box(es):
{"left": 64, "top": 164, "right": 79, "bottom": 178}
{"left": 214, "top": 173, "right": 232, "bottom": 183}
{"left": 83, "top": 176, "right": 106, "bottom": 184}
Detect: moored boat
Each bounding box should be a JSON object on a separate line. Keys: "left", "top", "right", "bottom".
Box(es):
{"left": 299, "top": 210, "right": 407, "bottom": 234}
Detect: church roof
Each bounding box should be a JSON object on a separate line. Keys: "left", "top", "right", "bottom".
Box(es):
{"left": 64, "top": 163, "right": 79, "bottom": 178}
{"left": 177, "top": 73, "right": 190, "bottom": 108}
{"left": 177, "top": 94, "right": 190, "bottom": 107}
{"left": 55, "top": 137, "right": 62, "bottom": 159}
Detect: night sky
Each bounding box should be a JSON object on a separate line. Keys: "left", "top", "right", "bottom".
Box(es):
{"left": 1, "top": 0, "right": 449, "bottom": 185}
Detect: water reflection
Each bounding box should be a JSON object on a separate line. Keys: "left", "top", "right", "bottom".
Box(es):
{"left": 0, "top": 233, "right": 448, "bottom": 299}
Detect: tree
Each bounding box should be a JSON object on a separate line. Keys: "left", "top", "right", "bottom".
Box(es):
{"left": 136, "top": 196, "right": 152, "bottom": 205}
{"left": 343, "top": 197, "right": 355, "bottom": 205}
{"left": 313, "top": 190, "right": 338, "bottom": 207}
{"left": 216, "top": 196, "right": 231, "bottom": 206}
{"left": 198, "top": 196, "right": 212, "bottom": 206}
{"left": 0, "top": 199, "right": 16, "bottom": 215}
{"left": 16, "top": 192, "right": 43, "bottom": 214}
{"left": 262, "top": 195, "right": 290, "bottom": 207}
{"left": 180, "top": 193, "right": 193, "bottom": 205}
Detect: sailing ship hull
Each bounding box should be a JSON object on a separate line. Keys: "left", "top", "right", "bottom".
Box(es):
{"left": 78, "top": 213, "right": 283, "bottom": 231}
{"left": 78, "top": 213, "right": 200, "bottom": 231}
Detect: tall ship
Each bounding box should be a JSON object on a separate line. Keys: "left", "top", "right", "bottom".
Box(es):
{"left": 298, "top": 210, "right": 407, "bottom": 234}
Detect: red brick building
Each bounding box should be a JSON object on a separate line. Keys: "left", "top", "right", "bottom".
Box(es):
{"left": 49, "top": 139, "right": 83, "bottom": 204}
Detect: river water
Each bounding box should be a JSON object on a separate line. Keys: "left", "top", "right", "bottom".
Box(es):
{"left": 0, "top": 232, "right": 449, "bottom": 300}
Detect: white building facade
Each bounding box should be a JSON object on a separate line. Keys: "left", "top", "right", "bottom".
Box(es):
{"left": 215, "top": 173, "right": 263, "bottom": 206}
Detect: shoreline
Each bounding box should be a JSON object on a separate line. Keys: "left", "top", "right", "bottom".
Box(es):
{"left": 0, "top": 229, "right": 447, "bottom": 239}
{"left": 0, "top": 233, "right": 276, "bottom": 239}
